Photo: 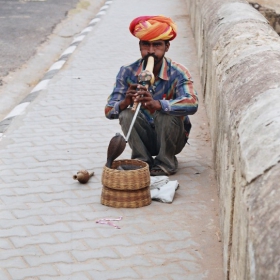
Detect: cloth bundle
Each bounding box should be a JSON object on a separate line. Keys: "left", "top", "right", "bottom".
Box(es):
{"left": 150, "top": 176, "right": 179, "bottom": 203}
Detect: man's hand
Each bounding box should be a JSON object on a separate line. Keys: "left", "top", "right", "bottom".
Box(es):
{"left": 134, "top": 84, "right": 162, "bottom": 111}
{"left": 119, "top": 84, "right": 138, "bottom": 111}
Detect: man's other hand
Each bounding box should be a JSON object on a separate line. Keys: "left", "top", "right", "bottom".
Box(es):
{"left": 119, "top": 84, "right": 139, "bottom": 110}
{"left": 135, "top": 85, "right": 162, "bottom": 111}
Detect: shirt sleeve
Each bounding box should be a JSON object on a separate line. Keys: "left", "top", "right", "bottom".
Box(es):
{"left": 159, "top": 66, "right": 198, "bottom": 116}
{"left": 105, "top": 66, "right": 129, "bottom": 120}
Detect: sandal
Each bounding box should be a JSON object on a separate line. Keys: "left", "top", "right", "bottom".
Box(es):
{"left": 150, "top": 166, "right": 168, "bottom": 176}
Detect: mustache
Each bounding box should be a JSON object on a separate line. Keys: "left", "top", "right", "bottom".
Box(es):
{"left": 142, "top": 54, "right": 158, "bottom": 68}
{"left": 143, "top": 54, "right": 157, "bottom": 61}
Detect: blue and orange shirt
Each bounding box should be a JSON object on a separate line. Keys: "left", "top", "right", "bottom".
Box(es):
{"left": 105, "top": 57, "right": 198, "bottom": 139}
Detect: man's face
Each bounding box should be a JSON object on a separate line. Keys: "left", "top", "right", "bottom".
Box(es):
{"left": 139, "top": 40, "right": 170, "bottom": 66}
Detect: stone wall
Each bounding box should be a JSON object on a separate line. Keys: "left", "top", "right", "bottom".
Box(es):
{"left": 185, "top": 0, "right": 280, "bottom": 279}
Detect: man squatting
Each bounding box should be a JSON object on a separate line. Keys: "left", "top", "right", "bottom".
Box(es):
{"left": 105, "top": 15, "right": 198, "bottom": 176}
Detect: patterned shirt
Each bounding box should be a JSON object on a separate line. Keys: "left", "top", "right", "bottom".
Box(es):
{"left": 105, "top": 57, "right": 198, "bottom": 139}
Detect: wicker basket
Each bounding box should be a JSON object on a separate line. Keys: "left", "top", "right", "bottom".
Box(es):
{"left": 101, "top": 185, "right": 151, "bottom": 208}
{"left": 101, "top": 159, "right": 151, "bottom": 208}
{"left": 101, "top": 159, "right": 150, "bottom": 190}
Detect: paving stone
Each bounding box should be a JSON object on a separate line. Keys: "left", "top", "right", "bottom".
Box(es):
{"left": 179, "top": 260, "right": 201, "bottom": 273}
{"left": 113, "top": 245, "right": 144, "bottom": 258}
{"left": 1, "top": 173, "right": 40, "bottom": 184}
{"left": 41, "top": 213, "right": 84, "bottom": 225}
{"left": 10, "top": 234, "right": 57, "bottom": 248}
{"left": 24, "top": 252, "right": 73, "bottom": 267}
{"left": 0, "top": 216, "right": 44, "bottom": 229}
{"left": 0, "top": 194, "right": 42, "bottom": 205}
{"left": 133, "top": 263, "right": 187, "bottom": 278}
{"left": 54, "top": 229, "right": 101, "bottom": 243}
{"left": 71, "top": 247, "right": 119, "bottom": 262}
{"left": 102, "top": 255, "right": 154, "bottom": 269}
{"left": 56, "top": 261, "right": 106, "bottom": 275}
{"left": 0, "top": 189, "right": 15, "bottom": 197}
{"left": 0, "top": 226, "right": 28, "bottom": 238}
{"left": 88, "top": 267, "right": 140, "bottom": 279}
{"left": 0, "top": 210, "right": 16, "bottom": 220}
{"left": 0, "top": 269, "right": 10, "bottom": 280}
{"left": 38, "top": 191, "right": 80, "bottom": 202}
{"left": 0, "top": 246, "right": 42, "bottom": 261}
{"left": 40, "top": 273, "right": 90, "bottom": 280}
{"left": 12, "top": 186, "right": 54, "bottom": 195}
{"left": 170, "top": 274, "right": 207, "bottom": 280}
{"left": 67, "top": 220, "right": 105, "bottom": 231}
{"left": 85, "top": 234, "right": 133, "bottom": 249}
{"left": 26, "top": 223, "right": 71, "bottom": 235}
{"left": 0, "top": 204, "right": 28, "bottom": 212}
{"left": 12, "top": 167, "right": 50, "bottom": 176}
{"left": 0, "top": 238, "right": 14, "bottom": 249}
{"left": 53, "top": 205, "right": 94, "bottom": 215}
{"left": 0, "top": 257, "right": 27, "bottom": 269}
{"left": 159, "top": 239, "right": 200, "bottom": 253}
{"left": 8, "top": 264, "right": 58, "bottom": 279}
{"left": 40, "top": 240, "right": 88, "bottom": 255}
{"left": 13, "top": 207, "right": 56, "bottom": 219}
{"left": 150, "top": 251, "right": 197, "bottom": 266}
{"left": 0, "top": 168, "right": 16, "bottom": 176}
{"left": 127, "top": 232, "right": 173, "bottom": 245}
{"left": 23, "top": 201, "right": 67, "bottom": 210}
{"left": 62, "top": 197, "right": 100, "bottom": 206}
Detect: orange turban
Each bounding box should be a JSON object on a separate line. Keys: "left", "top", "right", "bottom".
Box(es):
{"left": 129, "top": 15, "right": 177, "bottom": 41}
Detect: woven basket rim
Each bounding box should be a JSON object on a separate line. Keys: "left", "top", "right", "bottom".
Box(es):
{"left": 109, "top": 159, "right": 148, "bottom": 170}
{"left": 102, "top": 159, "right": 150, "bottom": 191}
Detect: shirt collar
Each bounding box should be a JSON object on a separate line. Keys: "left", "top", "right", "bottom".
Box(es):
{"left": 136, "top": 57, "right": 169, "bottom": 81}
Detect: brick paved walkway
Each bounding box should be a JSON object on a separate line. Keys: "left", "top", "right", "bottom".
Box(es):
{"left": 0, "top": 0, "right": 223, "bottom": 279}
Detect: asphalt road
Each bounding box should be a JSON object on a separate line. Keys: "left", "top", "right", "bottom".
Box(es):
{"left": 0, "top": 0, "right": 80, "bottom": 79}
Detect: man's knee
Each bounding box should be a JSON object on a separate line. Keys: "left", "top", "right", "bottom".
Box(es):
{"left": 154, "top": 112, "right": 183, "bottom": 129}
{"left": 119, "top": 109, "right": 133, "bottom": 120}
{"left": 119, "top": 109, "right": 134, "bottom": 127}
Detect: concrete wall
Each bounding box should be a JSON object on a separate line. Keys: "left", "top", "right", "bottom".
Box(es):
{"left": 185, "top": 0, "right": 280, "bottom": 279}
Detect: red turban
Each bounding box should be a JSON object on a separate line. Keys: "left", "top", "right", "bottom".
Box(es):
{"left": 129, "top": 15, "right": 177, "bottom": 41}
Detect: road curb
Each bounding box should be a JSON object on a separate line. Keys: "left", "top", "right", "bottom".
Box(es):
{"left": 0, "top": 0, "right": 113, "bottom": 140}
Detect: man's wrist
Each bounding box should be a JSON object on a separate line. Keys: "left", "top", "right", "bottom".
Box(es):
{"left": 156, "top": 100, "right": 162, "bottom": 111}
{"left": 119, "top": 100, "right": 129, "bottom": 111}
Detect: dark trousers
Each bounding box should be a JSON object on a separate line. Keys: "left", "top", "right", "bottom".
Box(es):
{"left": 119, "top": 109, "right": 187, "bottom": 175}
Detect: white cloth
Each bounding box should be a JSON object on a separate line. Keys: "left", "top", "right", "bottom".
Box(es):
{"left": 150, "top": 176, "right": 179, "bottom": 203}
{"left": 150, "top": 176, "right": 169, "bottom": 189}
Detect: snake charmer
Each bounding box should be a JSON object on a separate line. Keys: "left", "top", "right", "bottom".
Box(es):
{"left": 105, "top": 15, "right": 198, "bottom": 176}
